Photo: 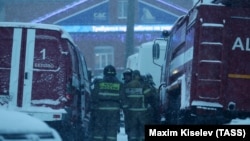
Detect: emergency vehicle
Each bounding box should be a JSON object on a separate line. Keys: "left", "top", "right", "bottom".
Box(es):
{"left": 0, "top": 22, "right": 91, "bottom": 140}
{"left": 152, "top": 0, "right": 250, "bottom": 124}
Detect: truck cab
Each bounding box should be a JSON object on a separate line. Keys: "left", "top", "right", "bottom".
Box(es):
{"left": 153, "top": 0, "right": 250, "bottom": 124}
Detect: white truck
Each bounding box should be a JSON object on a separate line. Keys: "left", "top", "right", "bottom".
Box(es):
{"left": 126, "top": 40, "right": 166, "bottom": 87}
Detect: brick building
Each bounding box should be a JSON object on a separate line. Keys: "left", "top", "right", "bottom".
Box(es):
{"left": 0, "top": 0, "right": 193, "bottom": 76}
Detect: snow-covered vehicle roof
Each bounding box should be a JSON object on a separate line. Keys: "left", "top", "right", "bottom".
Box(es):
{"left": 0, "top": 22, "right": 76, "bottom": 46}
{"left": 0, "top": 109, "right": 62, "bottom": 141}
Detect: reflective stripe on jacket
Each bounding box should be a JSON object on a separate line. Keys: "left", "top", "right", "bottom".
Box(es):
{"left": 94, "top": 81, "right": 122, "bottom": 110}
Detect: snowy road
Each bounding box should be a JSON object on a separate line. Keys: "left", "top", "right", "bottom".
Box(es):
{"left": 225, "top": 118, "right": 250, "bottom": 125}
{"left": 117, "top": 127, "right": 128, "bottom": 141}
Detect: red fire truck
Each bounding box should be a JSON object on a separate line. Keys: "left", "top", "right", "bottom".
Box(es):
{"left": 153, "top": 0, "right": 250, "bottom": 124}
{"left": 0, "top": 22, "right": 91, "bottom": 140}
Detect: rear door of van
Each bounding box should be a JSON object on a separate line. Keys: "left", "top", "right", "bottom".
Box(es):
{"left": 0, "top": 25, "right": 70, "bottom": 120}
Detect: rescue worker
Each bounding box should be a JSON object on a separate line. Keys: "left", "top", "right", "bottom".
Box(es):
{"left": 123, "top": 70, "right": 148, "bottom": 141}
{"left": 121, "top": 68, "right": 133, "bottom": 138}
{"left": 143, "top": 73, "right": 160, "bottom": 124}
{"left": 90, "top": 65, "right": 126, "bottom": 141}
{"left": 122, "top": 68, "right": 133, "bottom": 84}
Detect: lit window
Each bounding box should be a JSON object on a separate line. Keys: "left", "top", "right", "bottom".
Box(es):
{"left": 94, "top": 46, "right": 114, "bottom": 69}
{"left": 118, "top": 0, "right": 128, "bottom": 19}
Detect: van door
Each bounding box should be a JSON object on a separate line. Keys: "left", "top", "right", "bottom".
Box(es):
{"left": 0, "top": 27, "right": 22, "bottom": 108}
{"left": 27, "top": 28, "right": 70, "bottom": 111}
{"left": 0, "top": 27, "right": 69, "bottom": 117}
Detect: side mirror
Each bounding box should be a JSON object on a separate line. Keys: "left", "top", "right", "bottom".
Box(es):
{"left": 87, "top": 70, "right": 92, "bottom": 81}
{"left": 162, "top": 30, "right": 169, "bottom": 38}
{"left": 152, "top": 43, "right": 160, "bottom": 60}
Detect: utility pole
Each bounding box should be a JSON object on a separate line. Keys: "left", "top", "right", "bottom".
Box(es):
{"left": 125, "top": 0, "right": 135, "bottom": 65}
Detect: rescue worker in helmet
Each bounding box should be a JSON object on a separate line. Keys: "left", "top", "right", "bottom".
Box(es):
{"left": 122, "top": 68, "right": 133, "bottom": 84}
{"left": 90, "top": 65, "right": 126, "bottom": 141}
{"left": 123, "top": 69, "right": 148, "bottom": 141}
{"left": 143, "top": 73, "right": 160, "bottom": 124}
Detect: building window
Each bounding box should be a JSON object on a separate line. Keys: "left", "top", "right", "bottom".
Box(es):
{"left": 94, "top": 46, "right": 114, "bottom": 70}
{"left": 118, "top": 0, "right": 128, "bottom": 19}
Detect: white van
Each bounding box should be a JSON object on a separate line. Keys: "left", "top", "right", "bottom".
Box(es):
{"left": 0, "top": 22, "right": 91, "bottom": 141}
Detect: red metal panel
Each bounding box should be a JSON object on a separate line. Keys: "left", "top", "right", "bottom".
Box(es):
{"left": 0, "top": 27, "right": 13, "bottom": 96}
{"left": 31, "top": 29, "right": 72, "bottom": 109}
{"left": 224, "top": 16, "right": 250, "bottom": 111}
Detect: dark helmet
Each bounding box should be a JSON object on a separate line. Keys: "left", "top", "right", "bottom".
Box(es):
{"left": 145, "top": 73, "right": 153, "bottom": 81}
{"left": 132, "top": 70, "right": 142, "bottom": 81}
{"left": 141, "top": 75, "right": 147, "bottom": 82}
{"left": 103, "top": 65, "right": 116, "bottom": 76}
{"left": 145, "top": 73, "right": 155, "bottom": 85}
{"left": 132, "top": 70, "right": 141, "bottom": 79}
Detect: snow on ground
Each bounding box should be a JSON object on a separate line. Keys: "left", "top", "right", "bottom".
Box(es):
{"left": 226, "top": 118, "right": 250, "bottom": 125}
